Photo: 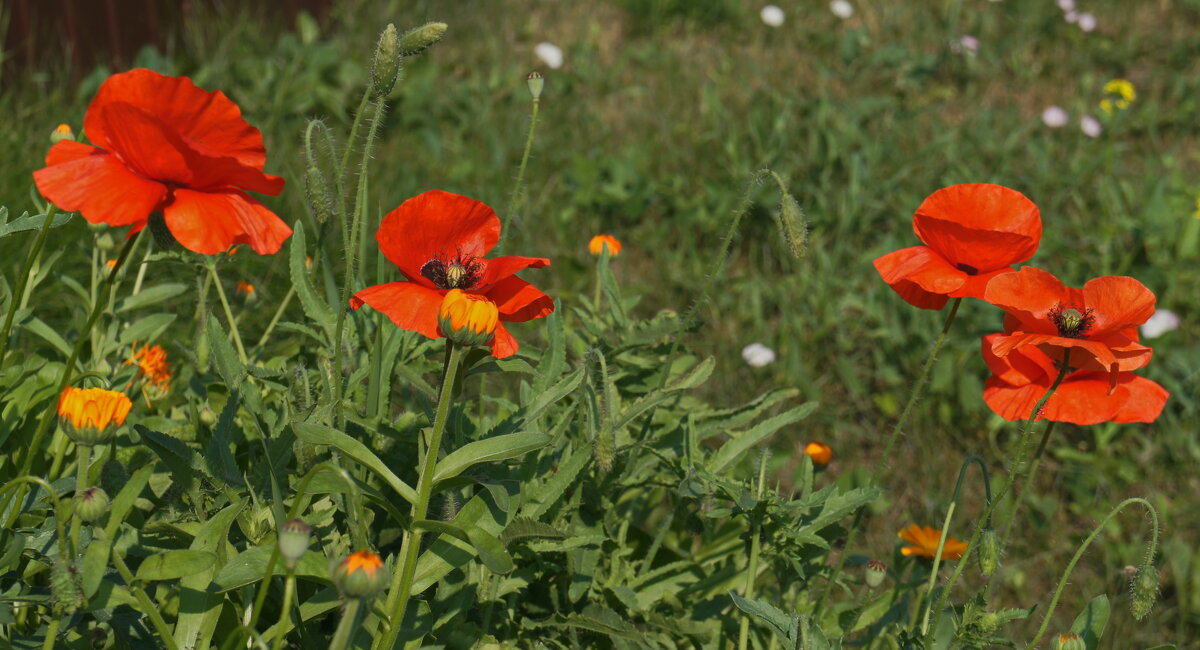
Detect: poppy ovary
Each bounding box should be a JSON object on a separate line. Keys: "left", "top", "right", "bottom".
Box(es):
{"left": 1048, "top": 303, "right": 1095, "bottom": 338}
{"left": 421, "top": 253, "right": 484, "bottom": 290}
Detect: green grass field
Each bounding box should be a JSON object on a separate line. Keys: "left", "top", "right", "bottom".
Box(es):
{"left": 2, "top": 0, "right": 1198, "bottom": 646}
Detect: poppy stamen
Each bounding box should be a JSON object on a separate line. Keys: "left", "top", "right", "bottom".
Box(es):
{"left": 1048, "top": 303, "right": 1095, "bottom": 338}
{"left": 421, "top": 250, "right": 484, "bottom": 290}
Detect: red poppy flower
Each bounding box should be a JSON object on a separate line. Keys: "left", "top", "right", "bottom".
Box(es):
{"left": 874, "top": 184, "right": 1041, "bottom": 310}
{"left": 984, "top": 267, "right": 1155, "bottom": 380}
{"left": 350, "top": 190, "right": 554, "bottom": 358}
{"left": 32, "top": 68, "right": 290, "bottom": 255}
{"left": 981, "top": 334, "right": 1168, "bottom": 424}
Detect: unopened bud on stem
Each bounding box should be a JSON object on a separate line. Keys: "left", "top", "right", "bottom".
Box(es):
{"left": 370, "top": 24, "right": 403, "bottom": 97}
{"left": 399, "top": 22, "right": 448, "bottom": 57}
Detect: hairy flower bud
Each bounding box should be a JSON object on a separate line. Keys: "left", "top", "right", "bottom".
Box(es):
{"left": 74, "top": 487, "right": 110, "bottom": 523}
{"left": 399, "top": 22, "right": 448, "bottom": 57}
{"left": 527, "top": 71, "right": 544, "bottom": 100}
{"left": 978, "top": 612, "right": 1001, "bottom": 634}
{"left": 278, "top": 519, "right": 312, "bottom": 568}
{"left": 865, "top": 559, "right": 887, "bottom": 588}
{"left": 438, "top": 289, "right": 499, "bottom": 347}
{"left": 1130, "top": 566, "right": 1159, "bottom": 620}
{"left": 333, "top": 550, "right": 386, "bottom": 599}
{"left": 370, "top": 24, "right": 403, "bottom": 97}
{"left": 977, "top": 528, "right": 1001, "bottom": 576}
{"left": 1053, "top": 633, "right": 1085, "bottom": 650}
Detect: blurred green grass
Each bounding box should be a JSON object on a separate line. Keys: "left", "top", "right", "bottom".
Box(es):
{"left": 2, "top": 0, "right": 1198, "bottom": 642}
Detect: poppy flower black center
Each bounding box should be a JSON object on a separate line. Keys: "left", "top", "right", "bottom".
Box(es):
{"left": 955, "top": 263, "right": 979, "bottom": 275}
{"left": 421, "top": 252, "right": 483, "bottom": 290}
{"left": 1048, "top": 303, "right": 1095, "bottom": 339}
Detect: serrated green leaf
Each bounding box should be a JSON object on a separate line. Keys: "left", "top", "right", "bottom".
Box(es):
{"left": 206, "top": 313, "right": 245, "bottom": 390}
{"left": 499, "top": 517, "right": 568, "bottom": 545}
{"left": 289, "top": 221, "right": 336, "bottom": 334}
{"left": 708, "top": 402, "right": 818, "bottom": 474}
{"left": 211, "top": 544, "right": 331, "bottom": 592}
{"left": 116, "top": 283, "right": 187, "bottom": 312}
{"left": 729, "top": 592, "right": 797, "bottom": 645}
{"left": 135, "top": 550, "right": 216, "bottom": 582}
{"left": 0, "top": 211, "right": 72, "bottom": 238}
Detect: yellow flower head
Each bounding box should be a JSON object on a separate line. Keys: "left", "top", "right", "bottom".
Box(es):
{"left": 58, "top": 386, "right": 132, "bottom": 444}
{"left": 588, "top": 234, "right": 622, "bottom": 257}
{"left": 804, "top": 441, "right": 832, "bottom": 466}
{"left": 438, "top": 289, "right": 499, "bottom": 346}
{"left": 128, "top": 343, "right": 171, "bottom": 391}
{"left": 897, "top": 524, "right": 967, "bottom": 560}
{"left": 1100, "top": 78, "right": 1136, "bottom": 114}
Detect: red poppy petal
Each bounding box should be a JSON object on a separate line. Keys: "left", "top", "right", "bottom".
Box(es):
{"left": 479, "top": 256, "right": 551, "bottom": 288}
{"left": 485, "top": 276, "right": 555, "bottom": 322}
{"left": 163, "top": 189, "right": 292, "bottom": 255}
{"left": 983, "top": 267, "right": 1066, "bottom": 334}
{"left": 487, "top": 322, "right": 519, "bottom": 359}
{"left": 1082, "top": 276, "right": 1156, "bottom": 336}
{"left": 980, "top": 334, "right": 1055, "bottom": 386}
{"left": 947, "top": 267, "right": 1015, "bottom": 300}
{"left": 85, "top": 68, "right": 269, "bottom": 169}
{"left": 983, "top": 375, "right": 1125, "bottom": 424}
{"left": 873, "top": 247, "right": 958, "bottom": 309}
{"left": 376, "top": 191, "right": 502, "bottom": 280}
{"left": 993, "top": 331, "right": 1122, "bottom": 369}
{"left": 350, "top": 282, "right": 443, "bottom": 340}
{"left": 1111, "top": 375, "right": 1168, "bottom": 423}
{"left": 33, "top": 144, "right": 165, "bottom": 227}
{"left": 913, "top": 184, "right": 1041, "bottom": 272}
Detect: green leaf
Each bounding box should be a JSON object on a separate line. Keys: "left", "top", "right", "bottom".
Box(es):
{"left": 205, "top": 313, "right": 245, "bottom": 390}
{"left": 292, "top": 422, "right": 417, "bottom": 504}
{"left": 0, "top": 211, "right": 72, "bottom": 238}
{"left": 173, "top": 500, "right": 245, "bottom": 650}
{"left": 499, "top": 517, "right": 568, "bottom": 545}
{"left": 116, "top": 283, "right": 187, "bottom": 312}
{"left": 729, "top": 592, "right": 797, "bottom": 645}
{"left": 83, "top": 465, "right": 155, "bottom": 598}
{"left": 531, "top": 299, "right": 565, "bottom": 395}
{"left": 18, "top": 315, "right": 71, "bottom": 356}
{"left": 521, "top": 440, "right": 593, "bottom": 520}
{"left": 135, "top": 550, "right": 216, "bottom": 582}
{"left": 414, "top": 520, "right": 514, "bottom": 574}
{"left": 1069, "top": 594, "right": 1111, "bottom": 649}
{"left": 433, "top": 431, "right": 551, "bottom": 484}
{"left": 117, "top": 313, "right": 177, "bottom": 347}
{"left": 708, "top": 402, "right": 818, "bottom": 474}
{"left": 289, "top": 221, "right": 336, "bottom": 335}
{"left": 211, "top": 544, "right": 331, "bottom": 592}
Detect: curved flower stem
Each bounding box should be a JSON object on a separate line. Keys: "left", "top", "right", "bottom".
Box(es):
{"left": 6, "top": 231, "right": 141, "bottom": 517}
{"left": 737, "top": 453, "right": 769, "bottom": 650}
{"left": 205, "top": 261, "right": 248, "bottom": 364}
{"left": 99, "top": 527, "right": 181, "bottom": 650}
{"left": 1025, "top": 497, "right": 1159, "bottom": 649}
{"left": 0, "top": 205, "right": 58, "bottom": 368}
{"left": 376, "top": 342, "right": 465, "bottom": 650}
{"left": 816, "top": 297, "right": 962, "bottom": 612}
{"left": 923, "top": 350, "right": 1073, "bottom": 640}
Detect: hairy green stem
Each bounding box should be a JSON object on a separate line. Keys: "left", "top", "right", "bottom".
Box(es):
{"left": 498, "top": 92, "right": 540, "bottom": 251}
{"left": 269, "top": 571, "right": 298, "bottom": 650}
{"left": 816, "top": 297, "right": 962, "bottom": 611}
{"left": 737, "top": 453, "right": 770, "bottom": 650}
{"left": 0, "top": 205, "right": 58, "bottom": 368}
{"left": 206, "top": 261, "right": 248, "bottom": 364}
{"left": 376, "top": 342, "right": 465, "bottom": 650}
{"left": 70, "top": 444, "right": 90, "bottom": 554}
{"left": 1026, "top": 497, "right": 1159, "bottom": 648}
{"left": 924, "top": 351, "right": 1073, "bottom": 639}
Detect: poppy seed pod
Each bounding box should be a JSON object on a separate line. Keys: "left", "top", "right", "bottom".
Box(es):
{"left": 977, "top": 528, "right": 1001, "bottom": 576}
{"left": 333, "top": 550, "right": 386, "bottom": 599}
{"left": 527, "top": 71, "right": 544, "bottom": 99}
{"left": 1053, "top": 633, "right": 1085, "bottom": 650}
{"left": 864, "top": 559, "right": 887, "bottom": 588}
{"left": 438, "top": 289, "right": 499, "bottom": 347}
{"left": 370, "top": 24, "right": 403, "bottom": 97}
{"left": 278, "top": 519, "right": 312, "bottom": 568}
{"left": 58, "top": 387, "right": 132, "bottom": 446}
{"left": 74, "top": 487, "right": 110, "bottom": 523}
{"left": 399, "top": 22, "right": 448, "bottom": 57}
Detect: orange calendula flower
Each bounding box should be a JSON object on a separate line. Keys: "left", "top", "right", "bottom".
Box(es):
{"left": 128, "top": 343, "right": 171, "bottom": 392}
{"left": 51, "top": 123, "right": 75, "bottom": 143}
{"left": 438, "top": 289, "right": 499, "bottom": 347}
{"left": 804, "top": 441, "right": 832, "bottom": 466}
{"left": 588, "top": 234, "right": 621, "bottom": 257}
{"left": 58, "top": 386, "right": 132, "bottom": 445}
{"left": 105, "top": 259, "right": 118, "bottom": 270}
{"left": 236, "top": 281, "right": 255, "bottom": 296}
{"left": 333, "top": 549, "right": 386, "bottom": 598}
{"left": 897, "top": 524, "right": 967, "bottom": 560}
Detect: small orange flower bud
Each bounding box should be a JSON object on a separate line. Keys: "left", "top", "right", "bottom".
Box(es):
{"left": 1053, "top": 633, "right": 1085, "bottom": 650}
{"left": 105, "top": 259, "right": 118, "bottom": 270}
{"left": 588, "top": 234, "right": 621, "bottom": 257}
{"left": 333, "top": 550, "right": 386, "bottom": 599}
{"left": 236, "top": 281, "right": 255, "bottom": 296}
{"left": 438, "top": 289, "right": 499, "bottom": 347}
{"left": 51, "top": 123, "right": 75, "bottom": 143}
{"left": 58, "top": 387, "right": 132, "bottom": 445}
{"left": 804, "top": 441, "right": 832, "bottom": 466}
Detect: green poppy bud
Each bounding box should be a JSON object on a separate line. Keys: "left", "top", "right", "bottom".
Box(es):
{"left": 977, "top": 528, "right": 1001, "bottom": 577}
{"left": 399, "top": 22, "right": 448, "bottom": 57}
{"left": 1131, "top": 566, "right": 1159, "bottom": 620}
{"left": 74, "top": 487, "right": 110, "bottom": 523}
{"left": 370, "top": 24, "right": 403, "bottom": 97}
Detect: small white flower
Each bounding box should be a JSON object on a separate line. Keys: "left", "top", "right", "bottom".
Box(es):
{"left": 535, "top": 42, "right": 564, "bottom": 70}
{"left": 1064, "top": 10, "right": 1079, "bottom": 23}
{"left": 1057, "top": 0, "right": 1075, "bottom": 11}
{"left": 1080, "top": 115, "right": 1102, "bottom": 137}
{"left": 1141, "top": 309, "right": 1181, "bottom": 339}
{"left": 1077, "top": 12, "right": 1097, "bottom": 32}
{"left": 741, "top": 343, "right": 776, "bottom": 368}
{"left": 957, "top": 35, "right": 979, "bottom": 56}
{"left": 1041, "top": 106, "right": 1068, "bottom": 128}
{"left": 830, "top": 0, "right": 854, "bottom": 19}
{"left": 760, "top": 5, "right": 785, "bottom": 27}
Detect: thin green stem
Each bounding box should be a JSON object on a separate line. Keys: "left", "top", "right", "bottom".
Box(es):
{"left": 256, "top": 286, "right": 296, "bottom": 349}
{"left": 41, "top": 617, "right": 61, "bottom": 650}
{"left": 0, "top": 205, "right": 57, "bottom": 368}
{"left": 737, "top": 454, "right": 769, "bottom": 650}
{"left": 816, "top": 297, "right": 962, "bottom": 611}
{"left": 206, "top": 262, "right": 248, "bottom": 364}
{"left": 330, "top": 599, "right": 363, "bottom": 650}
{"left": 102, "top": 528, "right": 181, "bottom": 650}
{"left": 593, "top": 254, "right": 604, "bottom": 312}
{"left": 918, "top": 501, "right": 957, "bottom": 635}
{"left": 70, "top": 444, "right": 90, "bottom": 554}
{"left": 376, "top": 343, "right": 465, "bottom": 650}
{"left": 1026, "top": 497, "right": 1159, "bottom": 649}
{"left": 999, "top": 421, "right": 1057, "bottom": 541}
{"left": 498, "top": 94, "right": 540, "bottom": 251}
{"left": 924, "top": 350, "right": 1073, "bottom": 639}
{"left": 269, "top": 571, "right": 297, "bottom": 650}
